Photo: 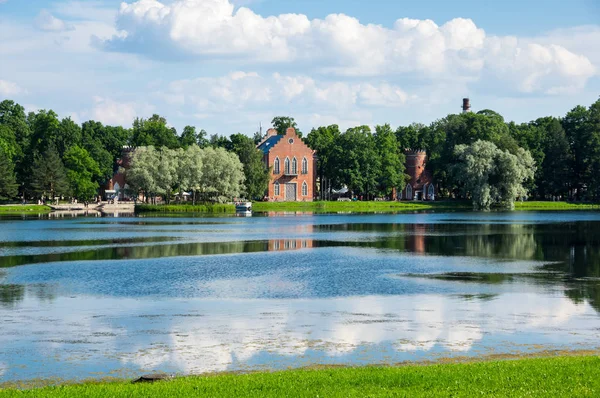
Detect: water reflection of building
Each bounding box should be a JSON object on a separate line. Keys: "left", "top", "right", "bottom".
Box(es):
{"left": 407, "top": 224, "right": 427, "bottom": 254}
{"left": 269, "top": 239, "right": 314, "bottom": 251}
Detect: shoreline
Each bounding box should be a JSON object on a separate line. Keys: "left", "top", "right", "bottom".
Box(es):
{"left": 0, "top": 201, "right": 597, "bottom": 216}
{"left": 1, "top": 351, "right": 599, "bottom": 395}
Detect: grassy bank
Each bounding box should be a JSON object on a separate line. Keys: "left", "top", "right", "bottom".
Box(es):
{"left": 135, "top": 204, "right": 235, "bottom": 214}
{"left": 252, "top": 200, "right": 470, "bottom": 213}
{"left": 514, "top": 201, "right": 600, "bottom": 211}
{"left": 133, "top": 200, "right": 599, "bottom": 214}
{"left": 0, "top": 205, "right": 51, "bottom": 214}
{"left": 2, "top": 355, "right": 599, "bottom": 397}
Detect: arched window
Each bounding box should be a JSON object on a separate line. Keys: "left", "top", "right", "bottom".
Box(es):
{"left": 406, "top": 184, "right": 413, "bottom": 200}
{"left": 274, "top": 157, "right": 280, "bottom": 174}
{"left": 302, "top": 181, "right": 308, "bottom": 196}
{"left": 114, "top": 182, "right": 121, "bottom": 192}
{"left": 302, "top": 157, "right": 308, "bottom": 174}
{"left": 428, "top": 184, "right": 435, "bottom": 199}
{"left": 274, "top": 182, "right": 280, "bottom": 196}
{"left": 284, "top": 157, "right": 290, "bottom": 174}
{"left": 292, "top": 157, "right": 298, "bottom": 174}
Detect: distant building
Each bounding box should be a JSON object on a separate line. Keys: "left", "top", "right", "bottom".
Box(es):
{"left": 401, "top": 150, "right": 436, "bottom": 201}
{"left": 100, "top": 147, "right": 134, "bottom": 201}
{"left": 462, "top": 97, "right": 471, "bottom": 113}
{"left": 257, "top": 127, "right": 316, "bottom": 201}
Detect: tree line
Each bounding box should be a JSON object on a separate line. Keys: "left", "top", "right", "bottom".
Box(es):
{"left": 0, "top": 102, "right": 271, "bottom": 202}
{"left": 305, "top": 98, "right": 600, "bottom": 208}
{"left": 0, "top": 98, "right": 599, "bottom": 208}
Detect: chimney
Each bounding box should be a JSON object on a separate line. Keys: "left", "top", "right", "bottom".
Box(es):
{"left": 462, "top": 98, "right": 471, "bottom": 113}
{"left": 266, "top": 128, "right": 277, "bottom": 138}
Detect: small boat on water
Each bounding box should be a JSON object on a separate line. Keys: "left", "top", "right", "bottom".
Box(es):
{"left": 235, "top": 201, "right": 252, "bottom": 212}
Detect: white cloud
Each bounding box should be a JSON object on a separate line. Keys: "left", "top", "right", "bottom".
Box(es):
{"left": 99, "top": 0, "right": 598, "bottom": 94}
{"left": 90, "top": 97, "right": 152, "bottom": 126}
{"left": 35, "top": 10, "right": 71, "bottom": 32}
{"left": 0, "top": 80, "right": 24, "bottom": 96}
{"left": 163, "top": 72, "right": 411, "bottom": 120}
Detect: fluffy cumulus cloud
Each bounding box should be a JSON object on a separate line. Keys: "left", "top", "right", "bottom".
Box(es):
{"left": 164, "top": 71, "right": 410, "bottom": 113}
{"left": 90, "top": 96, "right": 153, "bottom": 126}
{"left": 100, "top": 0, "right": 597, "bottom": 94}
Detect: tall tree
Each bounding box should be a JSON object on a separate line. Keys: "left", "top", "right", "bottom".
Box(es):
{"left": 131, "top": 114, "right": 179, "bottom": 149}
{"left": 539, "top": 119, "right": 572, "bottom": 198}
{"left": 231, "top": 136, "right": 270, "bottom": 200}
{"left": 453, "top": 140, "right": 535, "bottom": 210}
{"left": 180, "top": 126, "right": 198, "bottom": 148}
{"left": 332, "top": 126, "right": 380, "bottom": 199}
{"left": 63, "top": 145, "right": 101, "bottom": 201}
{"left": 0, "top": 150, "right": 18, "bottom": 200}
{"left": 563, "top": 105, "right": 592, "bottom": 200}
{"left": 271, "top": 116, "right": 302, "bottom": 137}
{"left": 306, "top": 124, "right": 341, "bottom": 198}
{"left": 30, "top": 144, "right": 70, "bottom": 200}
{"left": 374, "top": 124, "right": 405, "bottom": 197}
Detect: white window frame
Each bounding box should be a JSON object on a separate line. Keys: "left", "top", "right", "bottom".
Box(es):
{"left": 274, "top": 157, "right": 280, "bottom": 174}
{"left": 274, "top": 182, "right": 280, "bottom": 196}
{"left": 284, "top": 157, "right": 290, "bottom": 174}
{"left": 292, "top": 157, "right": 298, "bottom": 174}
{"left": 302, "top": 157, "right": 308, "bottom": 174}
{"left": 406, "top": 184, "right": 413, "bottom": 200}
{"left": 302, "top": 181, "right": 308, "bottom": 196}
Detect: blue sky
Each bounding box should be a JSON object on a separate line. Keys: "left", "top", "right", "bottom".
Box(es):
{"left": 0, "top": 0, "right": 599, "bottom": 135}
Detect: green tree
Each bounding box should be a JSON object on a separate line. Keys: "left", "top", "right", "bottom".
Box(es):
{"left": 563, "top": 105, "right": 592, "bottom": 200}
{"left": 199, "top": 147, "right": 245, "bottom": 202}
{"left": 30, "top": 144, "right": 70, "bottom": 200}
{"left": 232, "top": 137, "right": 270, "bottom": 200}
{"left": 180, "top": 126, "right": 198, "bottom": 148}
{"left": 453, "top": 140, "right": 535, "bottom": 210}
{"left": 131, "top": 114, "right": 179, "bottom": 149}
{"left": 539, "top": 119, "right": 572, "bottom": 198}
{"left": 426, "top": 111, "right": 517, "bottom": 197}
{"left": 0, "top": 150, "right": 18, "bottom": 200}
{"left": 374, "top": 124, "right": 405, "bottom": 197}
{"left": 332, "top": 126, "right": 380, "bottom": 199}
{"left": 63, "top": 145, "right": 101, "bottom": 201}
{"left": 306, "top": 125, "right": 341, "bottom": 199}
{"left": 127, "top": 146, "right": 160, "bottom": 203}
{"left": 271, "top": 116, "right": 302, "bottom": 137}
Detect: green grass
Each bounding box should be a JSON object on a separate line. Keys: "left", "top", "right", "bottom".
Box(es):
{"left": 132, "top": 200, "right": 600, "bottom": 215}
{"left": 2, "top": 355, "right": 600, "bottom": 397}
{"left": 0, "top": 205, "right": 51, "bottom": 214}
{"left": 514, "top": 201, "right": 600, "bottom": 211}
{"left": 252, "top": 200, "right": 470, "bottom": 213}
{"left": 135, "top": 203, "right": 235, "bottom": 214}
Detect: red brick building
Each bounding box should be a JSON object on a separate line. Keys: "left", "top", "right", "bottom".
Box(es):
{"left": 100, "top": 147, "right": 134, "bottom": 200}
{"left": 401, "top": 150, "right": 436, "bottom": 201}
{"left": 257, "top": 127, "right": 316, "bottom": 201}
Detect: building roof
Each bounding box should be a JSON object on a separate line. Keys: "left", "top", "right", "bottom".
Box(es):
{"left": 257, "top": 134, "right": 284, "bottom": 154}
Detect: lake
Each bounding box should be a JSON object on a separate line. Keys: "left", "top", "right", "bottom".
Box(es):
{"left": 1, "top": 211, "right": 600, "bottom": 384}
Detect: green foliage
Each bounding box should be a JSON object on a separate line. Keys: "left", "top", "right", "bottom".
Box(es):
{"left": 374, "top": 124, "right": 405, "bottom": 196}
{"left": 271, "top": 116, "right": 302, "bottom": 137}
{"left": 30, "top": 144, "right": 70, "bottom": 200}
{"left": 231, "top": 135, "right": 270, "bottom": 200}
{"left": 306, "top": 124, "right": 341, "bottom": 198}
{"left": 63, "top": 146, "right": 101, "bottom": 201}
{"left": 0, "top": 150, "right": 18, "bottom": 200}
{"left": 332, "top": 126, "right": 380, "bottom": 198}
{"left": 3, "top": 356, "right": 600, "bottom": 397}
{"left": 453, "top": 140, "right": 535, "bottom": 210}
{"left": 131, "top": 114, "right": 178, "bottom": 149}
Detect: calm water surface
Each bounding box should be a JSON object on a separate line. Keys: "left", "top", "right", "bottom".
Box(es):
{"left": 1, "top": 211, "right": 600, "bottom": 383}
